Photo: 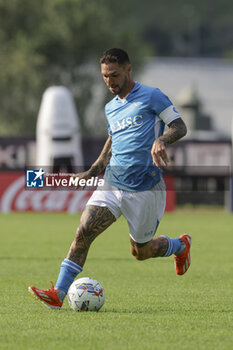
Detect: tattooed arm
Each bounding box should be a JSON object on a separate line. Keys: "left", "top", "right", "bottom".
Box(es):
{"left": 151, "top": 118, "right": 187, "bottom": 169}
{"left": 87, "top": 135, "right": 112, "bottom": 177}
{"left": 74, "top": 136, "right": 112, "bottom": 188}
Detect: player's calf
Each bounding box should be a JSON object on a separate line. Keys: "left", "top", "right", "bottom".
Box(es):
{"left": 130, "top": 234, "right": 191, "bottom": 276}
{"left": 67, "top": 224, "right": 92, "bottom": 267}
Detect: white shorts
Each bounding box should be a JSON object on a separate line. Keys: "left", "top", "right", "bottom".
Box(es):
{"left": 86, "top": 179, "right": 166, "bottom": 244}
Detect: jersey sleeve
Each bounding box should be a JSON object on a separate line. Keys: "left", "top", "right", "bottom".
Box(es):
{"left": 150, "top": 88, "right": 181, "bottom": 125}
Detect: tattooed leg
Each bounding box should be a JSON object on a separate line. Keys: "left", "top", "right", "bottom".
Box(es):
{"left": 67, "top": 205, "right": 116, "bottom": 267}
{"left": 130, "top": 236, "right": 168, "bottom": 260}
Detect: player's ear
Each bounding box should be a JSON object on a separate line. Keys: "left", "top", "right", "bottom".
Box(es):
{"left": 127, "top": 64, "right": 132, "bottom": 74}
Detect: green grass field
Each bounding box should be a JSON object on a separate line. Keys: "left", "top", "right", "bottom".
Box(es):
{"left": 1, "top": 210, "right": 233, "bottom": 350}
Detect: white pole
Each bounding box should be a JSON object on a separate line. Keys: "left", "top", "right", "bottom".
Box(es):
{"left": 36, "top": 86, "right": 83, "bottom": 172}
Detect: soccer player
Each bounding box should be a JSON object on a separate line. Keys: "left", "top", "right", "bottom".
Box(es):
{"left": 29, "top": 48, "right": 191, "bottom": 309}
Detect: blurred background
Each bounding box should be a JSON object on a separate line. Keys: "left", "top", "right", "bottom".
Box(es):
{"left": 0, "top": 0, "right": 233, "bottom": 212}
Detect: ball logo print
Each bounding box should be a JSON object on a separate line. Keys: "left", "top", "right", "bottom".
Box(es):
{"left": 26, "top": 169, "right": 45, "bottom": 188}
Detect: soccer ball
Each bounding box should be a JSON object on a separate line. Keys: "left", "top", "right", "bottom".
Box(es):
{"left": 67, "top": 277, "right": 105, "bottom": 312}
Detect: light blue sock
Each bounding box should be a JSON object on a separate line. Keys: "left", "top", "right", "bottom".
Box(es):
{"left": 161, "top": 236, "right": 185, "bottom": 257}
{"left": 55, "top": 259, "right": 82, "bottom": 301}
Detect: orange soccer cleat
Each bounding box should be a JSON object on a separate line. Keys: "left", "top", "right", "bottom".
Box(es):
{"left": 28, "top": 282, "right": 63, "bottom": 309}
{"left": 174, "top": 234, "right": 192, "bottom": 275}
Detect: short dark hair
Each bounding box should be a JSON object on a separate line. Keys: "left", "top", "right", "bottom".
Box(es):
{"left": 100, "top": 48, "right": 130, "bottom": 65}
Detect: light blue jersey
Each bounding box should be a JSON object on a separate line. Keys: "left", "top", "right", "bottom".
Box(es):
{"left": 104, "top": 82, "right": 180, "bottom": 191}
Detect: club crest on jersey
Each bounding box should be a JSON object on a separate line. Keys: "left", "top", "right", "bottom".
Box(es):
{"left": 110, "top": 115, "right": 143, "bottom": 133}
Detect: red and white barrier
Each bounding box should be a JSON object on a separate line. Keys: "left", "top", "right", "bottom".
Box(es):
{"left": 0, "top": 172, "right": 92, "bottom": 213}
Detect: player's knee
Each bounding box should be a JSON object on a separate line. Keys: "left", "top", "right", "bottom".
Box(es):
{"left": 130, "top": 247, "right": 147, "bottom": 261}
{"left": 135, "top": 253, "right": 147, "bottom": 261}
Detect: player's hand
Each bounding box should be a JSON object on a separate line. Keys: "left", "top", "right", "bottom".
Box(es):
{"left": 72, "top": 171, "right": 92, "bottom": 190}
{"left": 151, "top": 139, "right": 169, "bottom": 169}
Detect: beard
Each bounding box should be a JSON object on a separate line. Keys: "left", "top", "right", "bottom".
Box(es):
{"left": 110, "top": 76, "right": 128, "bottom": 96}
